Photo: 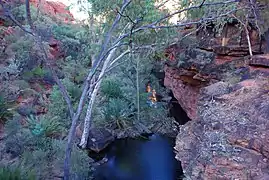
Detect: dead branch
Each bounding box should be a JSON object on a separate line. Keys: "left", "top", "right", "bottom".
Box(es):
{"left": 137, "top": 8, "right": 243, "bottom": 29}
{"left": 232, "top": 14, "right": 253, "bottom": 57}
{"left": 0, "top": 0, "right": 34, "bottom": 35}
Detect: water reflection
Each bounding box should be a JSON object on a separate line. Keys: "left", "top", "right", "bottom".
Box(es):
{"left": 94, "top": 134, "right": 183, "bottom": 180}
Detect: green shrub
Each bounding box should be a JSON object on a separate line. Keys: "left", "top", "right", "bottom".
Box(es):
{"left": 0, "top": 167, "right": 35, "bottom": 180}
{"left": 47, "top": 86, "right": 69, "bottom": 124}
{"left": 23, "top": 66, "right": 47, "bottom": 81}
{"left": 26, "top": 115, "right": 64, "bottom": 138}
{"left": 0, "top": 95, "right": 13, "bottom": 124}
{"left": 102, "top": 98, "right": 132, "bottom": 128}
{"left": 101, "top": 79, "right": 123, "bottom": 99}
{"left": 0, "top": 167, "right": 21, "bottom": 180}
{"left": 19, "top": 139, "right": 92, "bottom": 179}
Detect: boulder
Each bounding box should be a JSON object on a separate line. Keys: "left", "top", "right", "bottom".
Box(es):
{"left": 86, "top": 128, "right": 115, "bottom": 153}
{"left": 202, "top": 81, "right": 230, "bottom": 97}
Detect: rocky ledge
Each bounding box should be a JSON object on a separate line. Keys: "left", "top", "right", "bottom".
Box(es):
{"left": 164, "top": 22, "right": 269, "bottom": 179}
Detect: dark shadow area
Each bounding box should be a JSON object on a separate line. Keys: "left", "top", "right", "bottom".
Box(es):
{"left": 168, "top": 91, "right": 191, "bottom": 125}
{"left": 152, "top": 71, "right": 166, "bottom": 87}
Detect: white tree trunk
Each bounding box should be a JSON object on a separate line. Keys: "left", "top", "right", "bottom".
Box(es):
{"left": 136, "top": 55, "right": 140, "bottom": 122}
{"left": 79, "top": 46, "right": 119, "bottom": 148}
{"left": 78, "top": 81, "right": 101, "bottom": 148}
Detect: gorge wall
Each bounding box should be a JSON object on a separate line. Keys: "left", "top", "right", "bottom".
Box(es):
{"left": 164, "top": 22, "right": 269, "bottom": 179}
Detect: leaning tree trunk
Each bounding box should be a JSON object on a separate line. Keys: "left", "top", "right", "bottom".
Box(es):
{"left": 79, "top": 46, "right": 118, "bottom": 148}
{"left": 78, "top": 82, "right": 100, "bottom": 148}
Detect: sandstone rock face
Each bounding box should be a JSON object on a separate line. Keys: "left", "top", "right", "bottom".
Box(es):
{"left": 30, "top": 0, "right": 75, "bottom": 22}
{"left": 175, "top": 77, "right": 269, "bottom": 179}
{"left": 165, "top": 22, "right": 269, "bottom": 179}
{"left": 249, "top": 54, "right": 269, "bottom": 68}
{"left": 164, "top": 66, "right": 202, "bottom": 120}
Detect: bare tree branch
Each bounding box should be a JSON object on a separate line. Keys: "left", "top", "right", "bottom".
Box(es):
{"left": 0, "top": 0, "right": 34, "bottom": 35}
{"left": 144, "top": 8, "right": 243, "bottom": 29}
{"left": 115, "top": 8, "right": 136, "bottom": 24}
{"left": 79, "top": 41, "right": 121, "bottom": 148}
{"left": 113, "top": 0, "right": 241, "bottom": 46}
{"left": 106, "top": 49, "right": 130, "bottom": 71}
{"left": 199, "top": 0, "right": 206, "bottom": 8}
{"left": 92, "top": 0, "right": 131, "bottom": 68}
{"left": 144, "top": 0, "right": 239, "bottom": 29}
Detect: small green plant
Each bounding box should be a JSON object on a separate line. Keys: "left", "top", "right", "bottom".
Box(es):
{"left": 26, "top": 115, "right": 64, "bottom": 138}
{"left": 26, "top": 115, "right": 44, "bottom": 136}
{"left": 31, "top": 66, "right": 46, "bottom": 77}
{"left": 0, "top": 167, "right": 20, "bottom": 180}
{"left": 23, "top": 66, "right": 47, "bottom": 81}
{"left": 40, "top": 116, "right": 64, "bottom": 137}
{"left": 101, "top": 79, "right": 123, "bottom": 99}
{"left": 0, "top": 167, "right": 35, "bottom": 180}
{"left": 0, "top": 95, "right": 13, "bottom": 124}
{"left": 102, "top": 98, "right": 132, "bottom": 128}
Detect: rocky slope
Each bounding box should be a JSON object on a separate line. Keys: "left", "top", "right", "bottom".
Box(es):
{"left": 0, "top": 0, "right": 73, "bottom": 163}
{"left": 164, "top": 22, "right": 269, "bottom": 179}
{"left": 29, "top": 0, "right": 75, "bottom": 22}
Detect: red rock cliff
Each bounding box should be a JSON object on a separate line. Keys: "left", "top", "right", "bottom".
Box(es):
{"left": 30, "top": 0, "right": 75, "bottom": 22}
{"left": 164, "top": 21, "right": 269, "bottom": 179}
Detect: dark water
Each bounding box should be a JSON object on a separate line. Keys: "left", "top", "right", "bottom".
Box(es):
{"left": 93, "top": 134, "right": 183, "bottom": 180}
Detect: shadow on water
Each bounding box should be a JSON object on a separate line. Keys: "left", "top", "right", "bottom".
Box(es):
{"left": 93, "top": 134, "right": 184, "bottom": 180}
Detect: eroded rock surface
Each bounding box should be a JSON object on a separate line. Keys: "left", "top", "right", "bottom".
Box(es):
{"left": 175, "top": 77, "right": 269, "bottom": 179}
{"left": 165, "top": 23, "right": 269, "bottom": 179}
{"left": 30, "top": 0, "right": 75, "bottom": 22}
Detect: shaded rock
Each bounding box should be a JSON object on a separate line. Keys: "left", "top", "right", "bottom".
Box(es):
{"left": 202, "top": 81, "right": 230, "bottom": 97}
{"left": 175, "top": 78, "right": 269, "bottom": 179}
{"left": 249, "top": 54, "right": 269, "bottom": 68}
{"left": 177, "top": 48, "right": 215, "bottom": 70}
{"left": 48, "top": 37, "right": 65, "bottom": 60}
{"left": 164, "top": 65, "right": 204, "bottom": 120}
{"left": 86, "top": 128, "right": 115, "bottom": 153}
{"left": 197, "top": 21, "right": 264, "bottom": 55}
